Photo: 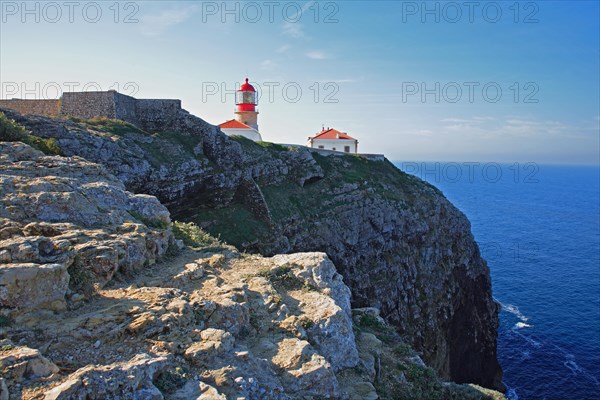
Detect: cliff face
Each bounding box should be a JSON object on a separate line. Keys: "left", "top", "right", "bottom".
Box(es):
{"left": 206, "top": 144, "right": 504, "bottom": 391}
{"left": 0, "top": 108, "right": 504, "bottom": 391}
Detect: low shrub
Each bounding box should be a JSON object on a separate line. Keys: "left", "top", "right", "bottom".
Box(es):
{"left": 0, "top": 112, "right": 63, "bottom": 155}
{"left": 172, "top": 221, "right": 221, "bottom": 248}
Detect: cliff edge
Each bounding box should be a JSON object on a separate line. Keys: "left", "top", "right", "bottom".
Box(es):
{"left": 1, "top": 107, "right": 504, "bottom": 392}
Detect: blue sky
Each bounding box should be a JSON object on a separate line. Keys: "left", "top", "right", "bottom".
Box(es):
{"left": 1, "top": 1, "right": 598, "bottom": 164}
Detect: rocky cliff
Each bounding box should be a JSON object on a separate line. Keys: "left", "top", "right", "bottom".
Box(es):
{"left": 0, "top": 107, "right": 504, "bottom": 393}
{"left": 0, "top": 140, "right": 505, "bottom": 399}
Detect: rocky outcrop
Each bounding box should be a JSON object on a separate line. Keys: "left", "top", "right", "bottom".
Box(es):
{"left": 0, "top": 142, "right": 172, "bottom": 316}
{"left": 265, "top": 171, "right": 504, "bottom": 390}
{"left": 197, "top": 146, "right": 506, "bottom": 390}
{"left": 0, "top": 243, "right": 504, "bottom": 399}
{"left": 270, "top": 252, "right": 358, "bottom": 370}
{"left": 0, "top": 340, "right": 60, "bottom": 385}
{"left": 0, "top": 109, "right": 504, "bottom": 391}
{"left": 0, "top": 108, "right": 244, "bottom": 212}
{"left": 43, "top": 353, "right": 167, "bottom": 400}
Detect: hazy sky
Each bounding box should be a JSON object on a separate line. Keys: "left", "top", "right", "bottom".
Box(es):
{"left": 1, "top": 1, "right": 599, "bottom": 164}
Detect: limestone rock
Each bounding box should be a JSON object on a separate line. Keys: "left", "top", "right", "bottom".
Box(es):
{"left": 0, "top": 263, "right": 69, "bottom": 312}
{"left": 284, "top": 352, "right": 339, "bottom": 398}
{"left": 171, "top": 380, "right": 227, "bottom": 400}
{"left": 184, "top": 329, "right": 234, "bottom": 367}
{"left": 43, "top": 353, "right": 167, "bottom": 400}
{"left": 206, "top": 298, "right": 250, "bottom": 337}
{"left": 270, "top": 252, "right": 359, "bottom": 371}
{"left": 1, "top": 108, "right": 244, "bottom": 211}
{"left": 0, "top": 142, "right": 173, "bottom": 316}
{"left": 0, "top": 343, "right": 59, "bottom": 383}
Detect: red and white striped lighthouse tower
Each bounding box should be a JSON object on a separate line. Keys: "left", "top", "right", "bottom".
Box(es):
{"left": 234, "top": 78, "right": 259, "bottom": 131}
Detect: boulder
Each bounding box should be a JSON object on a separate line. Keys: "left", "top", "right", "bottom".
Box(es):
{"left": 43, "top": 353, "right": 166, "bottom": 400}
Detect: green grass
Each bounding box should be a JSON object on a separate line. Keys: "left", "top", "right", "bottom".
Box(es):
{"left": 172, "top": 221, "right": 221, "bottom": 249}
{"left": 0, "top": 112, "right": 63, "bottom": 155}
{"left": 70, "top": 117, "right": 209, "bottom": 168}
{"left": 154, "top": 131, "right": 201, "bottom": 151}
{"left": 312, "top": 152, "right": 436, "bottom": 202}
{"left": 127, "top": 210, "right": 169, "bottom": 230}
{"left": 70, "top": 116, "right": 146, "bottom": 136}
{"left": 404, "top": 364, "right": 443, "bottom": 398}
{"left": 356, "top": 314, "right": 388, "bottom": 332}
{"left": 257, "top": 154, "right": 421, "bottom": 225}
{"left": 144, "top": 131, "right": 213, "bottom": 167}
{"left": 393, "top": 342, "right": 415, "bottom": 357}
{"left": 186, "top": 203, "right": 270, "bottom": 248}
{"left": 256, "top": 141, "right": 288, "bottom": 152}
{"left": 0, "top": 112, "right": 29, "bottom": 141}
{"left": 230, "top": 135, "right": 288, "bottom": 158}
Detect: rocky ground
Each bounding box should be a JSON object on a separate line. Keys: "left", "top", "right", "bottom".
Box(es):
{"left": 0, "top": 141, "right": 505, "bottom": 399}
{"left": 1, "top": 247, "right": 505, "bottom": 400}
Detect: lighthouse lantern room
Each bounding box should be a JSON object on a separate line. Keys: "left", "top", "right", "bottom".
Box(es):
{"left": 219, "top": 77, "right": 262, "bottom": 141}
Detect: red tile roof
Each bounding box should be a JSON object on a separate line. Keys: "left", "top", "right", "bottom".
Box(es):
{"left": 219, "top": 119, "right": 253, "bottom": 129}
{"left": 311, "top": 128, "right": 356, "bottom": 141}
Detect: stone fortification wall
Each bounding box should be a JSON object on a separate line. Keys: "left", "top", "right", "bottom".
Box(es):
{"left": 59, "top": 91, "right": 118, "bottom": 120}
{"left": 0, "top": 99, "right": 61, "bottom": 116}
{"left": 0, "top": 91, "right": 183, "bottom": 132}
{"left": 135, "top": 99, "right": 182, "bottom": 132}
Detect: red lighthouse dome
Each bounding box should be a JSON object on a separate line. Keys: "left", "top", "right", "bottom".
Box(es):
{"left": 236, "top": 78, "right": 257, "bottom": 112}
{"left": 240, "top": 78, "right": 255, "bottom": 92}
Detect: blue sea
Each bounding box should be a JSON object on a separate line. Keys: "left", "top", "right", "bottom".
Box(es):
{"left": 397, "top": 162, "right": 600, "bottom": 400}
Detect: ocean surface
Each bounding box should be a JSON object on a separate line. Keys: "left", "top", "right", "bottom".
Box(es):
{"left": 396, "top": 162, "right": 600, "bottom": 400}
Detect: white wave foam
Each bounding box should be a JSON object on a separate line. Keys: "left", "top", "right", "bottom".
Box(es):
{"left": 501, "top": 303, "right": 529, "bottom": 322}
{"left": 515, "top": 322, "right": 532, "bottom": 329}
{"left": 497, "top": 298, "right": 600, "bottom": 391}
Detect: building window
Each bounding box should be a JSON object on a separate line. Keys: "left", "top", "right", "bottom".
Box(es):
{"left": 344, "top": 146, "right": 350, "bottom": 153}
{"left": 318, "top": 145, "right": 324, "bottom": 149}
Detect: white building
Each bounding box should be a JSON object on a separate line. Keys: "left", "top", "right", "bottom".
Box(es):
{"left": 218, "top": 119, "right": 262, "bottom": 141}
{"left": 307, "top": 127, "right": 358, "bottom": 153}
{"left": 219, "top": 77, "right": 262, "bottom": 141}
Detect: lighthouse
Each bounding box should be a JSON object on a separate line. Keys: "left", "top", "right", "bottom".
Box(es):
{"left": 219, "top": 77, "right": 262, "bottom": 141}
{"left": 235, "top": 78, "right": 259, "bottom": 130}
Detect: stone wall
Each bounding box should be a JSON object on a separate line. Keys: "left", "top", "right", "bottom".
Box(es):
{"left": 113, "top": 92, "right": 139, "bottom": 125}
{"left": 0, "top": 99, "right": 60, "bottom": 116}
{"left": 59, "top": 91, "right": 118, "bottom": 120}
{"left": 0, "top": 91, "right": 184, "bottom": 132}
{"left": 135, "top": 99, "right": 182, "bottom": 132}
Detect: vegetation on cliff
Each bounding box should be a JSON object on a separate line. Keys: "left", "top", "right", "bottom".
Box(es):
{"left": 0, "top": 112, "right": 62, "bottom": 155}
